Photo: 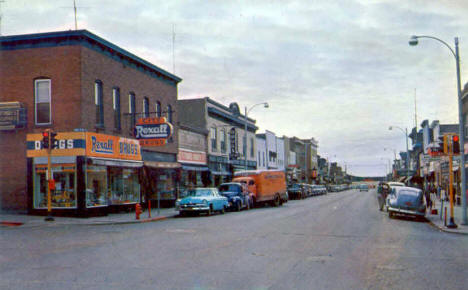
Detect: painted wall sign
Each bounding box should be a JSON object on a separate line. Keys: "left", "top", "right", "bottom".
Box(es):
{"left": 134, "top": 117, "right": 173, "bottom": 147}
{"left": 178, "top": 149, "right": 207, "bottom": 165}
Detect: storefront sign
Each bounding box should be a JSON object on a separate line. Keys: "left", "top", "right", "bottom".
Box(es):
{"left": 178, "top": 149, "right": 207, "bottom": 165}
{"left": 134, "top": 117, "right": 173, "bottom": 147}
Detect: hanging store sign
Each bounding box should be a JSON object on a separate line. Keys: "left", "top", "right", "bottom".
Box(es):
{"left": 134, "top": 117, "right": 173, "bottom": 147}
{"left": 178, "top": 149, "right": 207, "bottom": 165}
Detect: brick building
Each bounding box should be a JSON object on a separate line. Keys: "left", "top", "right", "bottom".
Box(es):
{"left": 0, "top": 30, "right": 181, "bottom": 216}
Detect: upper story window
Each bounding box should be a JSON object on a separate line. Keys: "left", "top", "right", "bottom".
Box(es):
{"left": 167, "top": 104, "right": 173, "bottom": 123}
{"left": 143, "top": 97, "right": 149, "bottom": 118}
{"left": 113, "top": 87, "right": 121, "bottom": 131}
{"left": 156, "top": 101, "right": 162, "bottom": 117}
{"left": 250, "top": 138, "right": 255, "bottom": 157}
{"left": 95, "top": 80, "right": 104, "bottom": 128}
{"left": 34, "top": 79, "right": 51, "bottom": 125}
{"left": 129, "top": 92, "right": 136, "bottom": 127}
{"left": 210, "top": 127, "right": 217, "bottom": 152}
{"left": 220, "top": 129, "right": 226, "bottom": 153}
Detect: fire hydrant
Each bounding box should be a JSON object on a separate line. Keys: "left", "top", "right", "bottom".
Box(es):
{"left": 135, "top": 203, "right": 142, "bottom": 220}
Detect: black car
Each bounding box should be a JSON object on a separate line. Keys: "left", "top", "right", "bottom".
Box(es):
{"left": 218, "top": 182, "right": 252, "bottom": 211}
{"left": 287, "top": 183, "right": 305, "bottom": 199}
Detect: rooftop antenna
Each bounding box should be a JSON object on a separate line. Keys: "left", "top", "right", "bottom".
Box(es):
{"left": 61, "top": 0, "right": 89, "bottom": 30}
{"left": 0, "top": 0, "right": 5, "bottom": 36}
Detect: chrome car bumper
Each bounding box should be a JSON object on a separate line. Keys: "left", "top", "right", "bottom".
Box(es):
{"left": 177, "top": 204, "right": 210, "bottom": 212}
{"left": 388, "top": 206, "right": 425, "bottom": 216}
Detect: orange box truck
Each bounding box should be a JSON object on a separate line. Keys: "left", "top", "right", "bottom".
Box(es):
{"left": 232, "top": 170, "right": 287, "bottom": 207}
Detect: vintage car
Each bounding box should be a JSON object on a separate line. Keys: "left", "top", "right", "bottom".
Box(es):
{"left": 218, "top": 182, "right": 252, "bottom": 211}
{"left": 387, "top": 186, "right": 426, "bottom": 219}
{"left": 176, "top": 188, "right": 228, "bottom": 216}
{"left": 359, "top": 184, "right": 369, "bottom": 192}
{"left": 287, "top": 183, "right": 305, "bottom": 199}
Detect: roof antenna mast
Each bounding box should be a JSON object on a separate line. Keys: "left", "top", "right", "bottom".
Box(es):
{"left": 73, "top": 0, "right": 77, "bottom": 30}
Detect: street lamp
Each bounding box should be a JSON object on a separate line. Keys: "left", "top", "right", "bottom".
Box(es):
{"left": 409, "top": 34, "right": 466, "bottom": 226}
{"left": 389, "top": 126, "right": 410, "bottom": 182}
{"left": 244, "top": 102, "right": 269, "bottom": 170}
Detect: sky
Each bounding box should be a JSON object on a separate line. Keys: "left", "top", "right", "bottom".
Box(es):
{"left": 2, "top": 0, "right": 468, "bottom": 176}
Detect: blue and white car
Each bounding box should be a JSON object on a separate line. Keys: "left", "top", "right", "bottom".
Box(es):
{"left": 176, "top": 188, "right": 228, "bottom": 216}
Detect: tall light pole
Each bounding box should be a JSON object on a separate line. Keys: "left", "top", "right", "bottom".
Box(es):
{"left": 409, "top": 35, "right": 467, "bottom": 225}
{"left": 244, "top": 102, "right": 269, "bottom": 170}
{"left": 389, "top": 126, "right": 410, "bottom": 183}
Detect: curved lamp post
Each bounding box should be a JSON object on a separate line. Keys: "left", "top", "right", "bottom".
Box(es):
{"left": 389, "top": 126, "right": 410, "bottom": 182}
{"left": 244, "top": 102, "right": 269, "bottom": 170}
{"left": 409, "top": 35, "right": 466, "bottom": 226}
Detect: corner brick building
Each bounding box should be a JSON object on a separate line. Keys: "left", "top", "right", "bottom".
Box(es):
{"left": 0, "top": 30, "right": 181, "bottom": 216}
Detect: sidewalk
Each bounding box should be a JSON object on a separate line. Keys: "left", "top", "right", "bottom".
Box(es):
{"left": 425, "top": 197, "right": 468, "bottom": 235}
{"left": 0, "top": 207, "right": 178, "bottom": 228}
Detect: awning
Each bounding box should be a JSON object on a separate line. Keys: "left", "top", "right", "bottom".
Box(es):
{"left": 144, "top": 161, "right": 181, "bottom": 169}
{"left": 88, "top": 157, "right": 143, "bottom": 168}
{"left": 210, "top": 171, "right": 231, "bottom": 176}
{"left": 182, "top": 164, "right": 209, "bottom": 172}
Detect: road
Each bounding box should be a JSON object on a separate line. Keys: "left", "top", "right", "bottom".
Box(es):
{"left": 1, "top": 188, "right": 467, "bottom": 290}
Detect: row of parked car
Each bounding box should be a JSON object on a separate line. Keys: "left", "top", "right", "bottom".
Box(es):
{"left": 287, "top": 183, "right": 327, "bottom": 199}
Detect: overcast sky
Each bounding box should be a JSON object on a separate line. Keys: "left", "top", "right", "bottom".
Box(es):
{"left": 3, "top": 0, "right": 468, "bottom": 176}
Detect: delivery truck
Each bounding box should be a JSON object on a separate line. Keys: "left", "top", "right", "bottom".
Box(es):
{"left": 232, "top": 170, "right": 287, "bottom": 207}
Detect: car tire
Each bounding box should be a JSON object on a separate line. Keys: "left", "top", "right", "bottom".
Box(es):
{"left": 207, "top": 205, "right": 213, "bottom": 216}
{"left": 273, "top": 195, "right": 280, "bottom": 207}
{"left": 220, "top": 206, "right": 225, "bottom": 214}
{"left": 236, "top": 202, "right": 241, "bottom": 212}
{"left": 388, "top": 211, "right": 393, "bottom": 218}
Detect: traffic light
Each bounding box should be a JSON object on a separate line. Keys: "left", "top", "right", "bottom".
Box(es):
{"left": 453, "top": 134, "right": 460, "bottom": 154}
{"left": 42, "top": 130, "right": 50, "bottom": 149}
{"left": 50, "top": 131, "right": 57, "bottom": 149}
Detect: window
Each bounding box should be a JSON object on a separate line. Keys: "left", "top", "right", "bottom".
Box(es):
{"left": 220, "top": 129, "right": 226, "bottom": 153}
{"left": 129, "top": 92, "right": 136, "bottom": 128}
{"left": 34, "top": 79, "right": 51, "bottom": 125}
{"left": 33, "top": 164, "right": 77, "bottom": 208}
{"left": 243, "top": 135, "right": 246, "bottom": 157}
{"left": 250, "top": 138, "right": 254, "bottom": 157}
{"left": 95, "top": 80, "right": 104, "bottom": 128}
{"left": 167, "top": 104, "right": 173, "bottom": 123}
{"left": 143, "top": 97, "right": 149, "bottom": 118}
{"left": 156, "top": 101, "right": 162, "bottom": 117}
{"left": 210, "top": 127, "right": 217, "bottom": 151}
{"left": 109, "top": 167, "right": 140, "bottom": 204}
{"left": 85, "top": 165, "right": 108, "bottom": 207}
{"left": 113, "top": 87, "right": 121, "bottom": 130}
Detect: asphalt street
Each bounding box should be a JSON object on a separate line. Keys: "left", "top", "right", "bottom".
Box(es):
{"left": 1, "top": 188, "right": 467, "bottom": 290}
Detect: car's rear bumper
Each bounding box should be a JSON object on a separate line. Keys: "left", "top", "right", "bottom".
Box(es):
{"left": 388, "top": 206, "right": 425, "bottom": 216}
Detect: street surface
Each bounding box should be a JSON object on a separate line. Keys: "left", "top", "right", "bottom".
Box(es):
{"left": 1, "top": 188, "right": 467, "bottom": 290}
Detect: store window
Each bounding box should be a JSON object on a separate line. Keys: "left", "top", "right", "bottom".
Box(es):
{"left": 109, "top": 167, "right": 140, "bottom": 204}
{"left": 85, "top": 165, "right": 108, "bottom": 207}
{"left": 34, "top": 79, "right": 51, "bottom": 125}
{"left": 33, "top": 164, "right": 77, "bottom": 208}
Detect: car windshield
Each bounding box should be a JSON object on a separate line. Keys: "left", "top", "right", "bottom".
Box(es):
{"left": 182, "top": 188, "right": 213, "bottom": 197}
{"left": 219, "top": 184, "right": 241, "bottom": 193}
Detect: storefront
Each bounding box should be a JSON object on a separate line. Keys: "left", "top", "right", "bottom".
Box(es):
{"left": 27, "top": 132, "right": 142, "bottom": 217}
{"left": 178, "top": 149, "right": 210, "bottom": 189}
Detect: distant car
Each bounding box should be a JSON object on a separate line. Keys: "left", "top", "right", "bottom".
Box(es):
{"left": 176, "top": 188, "right": 228, "bottom": 216}
{"left": 312, "top": 185, "right": 327, "bottom": 195}
{"left": 359, "top": 184, "right": 369, "bottom": 192}
{"left": 287, "top": 183, "right": 305, "bottom": 199}
{"left": 387, "top": 186, "right": 426, "bottom": 219}
{"left": 218, "top": 182, "right": 252, "bottom": 211}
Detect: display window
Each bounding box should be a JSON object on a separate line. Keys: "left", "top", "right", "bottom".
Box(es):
{"left": 33, "top": 164, "right": 77, "bottom": 208}
{"left": 109, "top": 167, "right": 140, "bottom": 204}
{"left": 85, "top": 165, "right": 108, "bottom": 207}
{"left": 149, "top": 170, "right": 176, "bottom": 201}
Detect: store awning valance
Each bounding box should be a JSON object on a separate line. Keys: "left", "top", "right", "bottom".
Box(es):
{"left": 88, "top": 157, "right": 143, "bottom": 168}
{"left": 182, "top": 164, "right": 209, "bottom": 172}
{"left": 144, "top": 161, "right": 181, "bottom": 169}
{"left": 210, "top": 171, "right": 231, "bottom": 176}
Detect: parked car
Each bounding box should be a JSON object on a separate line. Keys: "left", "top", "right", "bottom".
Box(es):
{"left": 176, "top": 188, "right": 228, "bottom": 216}
{"left": 218, "top": 182, "right": 252, "bottom": 211}
{"left": 359, "top": 184, "right": 369, "bottom": 192}
{"left": 386, "top": 186, "right": 426, "bottom": 219}
{"left": 315, "top": 185, "right": 327, "bottom": 195}
{"left": 287, "top": 183, "right": 305, "bottom": 199}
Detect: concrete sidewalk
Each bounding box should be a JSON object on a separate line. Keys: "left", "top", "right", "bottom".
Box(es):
{"left": 0, "top": 207, "right": 178, "bottom": 228}
{"left": 425, "top": 197, "right": 468, "bottom": 235}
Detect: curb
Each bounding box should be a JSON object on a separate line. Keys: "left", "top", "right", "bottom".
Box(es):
{"left": 1, "top": 214, "right": 178, "bottom": 228}
{"left": 425, "top": 218, "right": 468, "bottom": 236}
